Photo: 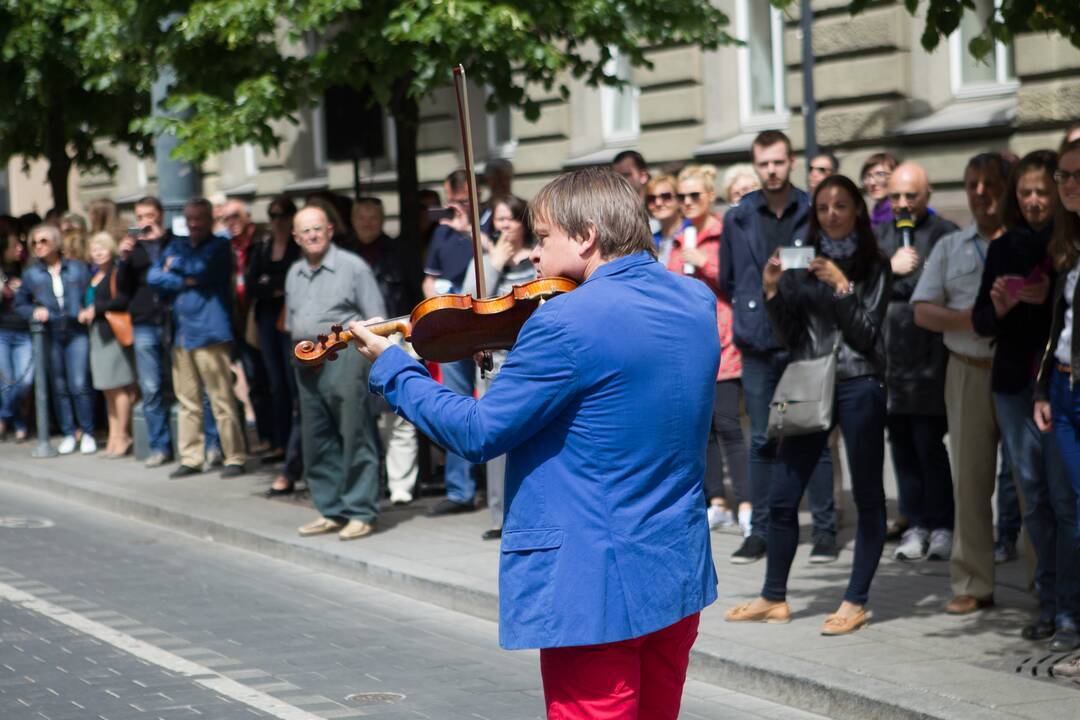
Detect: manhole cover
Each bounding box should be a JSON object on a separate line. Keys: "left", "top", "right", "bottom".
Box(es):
{"left": 1014, "top": 653, "right": 1080, "bottom": 686}
{"left": 345, "top": 692, "right": 406, "bottom": 705}
{"left": 0, "top": 516, "right": 54, "bottom": 529}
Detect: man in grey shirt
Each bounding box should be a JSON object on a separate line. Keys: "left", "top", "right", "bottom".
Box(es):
{"left": 285, "top": 206, "right": 387, "bottom": 541}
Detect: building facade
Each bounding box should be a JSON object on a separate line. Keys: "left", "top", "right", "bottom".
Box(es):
{"left": 8, "top": 0, "right": 1080, "bottom": 227}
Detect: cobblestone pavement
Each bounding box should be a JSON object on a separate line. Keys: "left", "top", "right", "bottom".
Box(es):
{"left": 0, "top": 482, "right": 826, "bottom": 720}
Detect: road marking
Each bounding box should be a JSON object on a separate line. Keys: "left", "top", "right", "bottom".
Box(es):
{"left": 0, "top": 580, "right": 326, "bottom": 720}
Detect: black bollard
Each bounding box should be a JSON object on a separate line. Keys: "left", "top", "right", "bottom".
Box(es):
{"left": 29, "top": 321, "right": 56, "bottom": 458}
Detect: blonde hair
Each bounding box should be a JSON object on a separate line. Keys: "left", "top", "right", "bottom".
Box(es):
{"left": 645, "top": 173, "right": 677, "bottom": 195}
{"left": 30, "top": 223, "right": 61, "bottom": 252}
{"left": 721, "top": 164, "right": 760, "bottom": 203}
{"left": 677, "top": 164, "right": 717, "bottom": 194}
{"left": 88, "top": 231, "right": 118, "bottom": 260}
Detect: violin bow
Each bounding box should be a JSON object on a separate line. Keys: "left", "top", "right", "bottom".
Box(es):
{"left": 452, "top": 65, "right": 494, "bottom": 373}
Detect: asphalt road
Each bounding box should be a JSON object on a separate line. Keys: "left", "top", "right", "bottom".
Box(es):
{"left": 0, "top": 482, "right": 825, "bottom": 720}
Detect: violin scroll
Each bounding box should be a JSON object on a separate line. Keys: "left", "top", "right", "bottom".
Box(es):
{"left": 295, "top": 325, "right": 354, "bottom": 366}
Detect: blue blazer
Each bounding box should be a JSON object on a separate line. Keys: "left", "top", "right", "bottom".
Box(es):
{"left": 370, "top": 252, "right": 719, "bottom": 650}
{"left": 719, "top": 188, "right": 810, "bottom": 353}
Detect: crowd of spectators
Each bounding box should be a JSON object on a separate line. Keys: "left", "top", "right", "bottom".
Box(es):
{"left": 5, "top": 122, "right": 1080, "bottom": 670}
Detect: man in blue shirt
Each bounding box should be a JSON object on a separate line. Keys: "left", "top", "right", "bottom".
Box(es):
{"left": 148, "top": 198, "right": 246, "bottom": 478}
{"left": 348, "top": 168, "right": 718, "bottom": 720}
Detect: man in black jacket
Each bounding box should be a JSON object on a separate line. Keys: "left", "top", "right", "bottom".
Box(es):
{"left": 874, "top": 163, "right": 958, "bottom": 561}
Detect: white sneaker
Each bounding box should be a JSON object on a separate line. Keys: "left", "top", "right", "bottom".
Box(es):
{"left": 57, "top": 435, "right": 77, "bottom": 455}
{"left": 389, "top": 491, "right": 413, "bottom": 506}
{"left": 926, "top": 528, "right": 953, "bottom": 561}
{"left": 894, "top": 527, "right": 929, "bottom": 561}
{"left": 79, "top": 434, "right": 97, "bottom": 455}
{"left": 707, "top": 505, "right": 734, "bottom": 529}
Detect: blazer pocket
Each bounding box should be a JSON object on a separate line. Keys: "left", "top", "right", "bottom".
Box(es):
{"left": 501, "top": 528, "right": 564, "bottom": 553}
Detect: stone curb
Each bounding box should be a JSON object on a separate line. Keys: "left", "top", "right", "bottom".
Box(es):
{"left": 0, "top": 460, "right": 1019, "bottom": 720}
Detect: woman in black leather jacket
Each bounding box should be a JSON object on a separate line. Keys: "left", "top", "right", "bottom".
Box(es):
{"left": 726, "top": 174, "right": 891, "bottom": 636}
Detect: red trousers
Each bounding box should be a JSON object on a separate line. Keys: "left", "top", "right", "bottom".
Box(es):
{"left": 539, "top": 613, "right": 700, "bottom": 720}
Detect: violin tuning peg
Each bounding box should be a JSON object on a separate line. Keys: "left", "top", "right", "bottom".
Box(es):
{"left": 317, "top": 334, "right": 328, "bottom": 345}
{"left": 330, "top": 324, "right": 343, "bottom": 334}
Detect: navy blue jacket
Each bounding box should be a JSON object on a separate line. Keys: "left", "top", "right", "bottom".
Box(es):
{"left": 719, "top": 188, "right": 810, "bottom": 353}
{"left": 15, "top": 258, "right": 91, "bottom": 330}
{"left": 147, "top": 233, "right": 234, "bottom": 350}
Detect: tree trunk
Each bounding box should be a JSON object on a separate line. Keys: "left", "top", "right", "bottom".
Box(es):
{"left": 390, "top": 79, "right": 422, "bottom": 305}
{"left": 45, "top": 102, "right": 71, "bottom": 213}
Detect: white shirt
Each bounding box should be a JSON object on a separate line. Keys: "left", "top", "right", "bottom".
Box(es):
{"left": 48, "top": 265, "right": 64, "bottom": 311}
{"left": 1055, "top": 258, "right": 1080, "bottom": 366}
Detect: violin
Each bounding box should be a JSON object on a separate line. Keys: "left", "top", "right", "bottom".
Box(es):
{"left": 294, "top": 276, "right": 576, "bottom": 366}
{"left": 295, "top": 64, "right": 576, "bottom": 368}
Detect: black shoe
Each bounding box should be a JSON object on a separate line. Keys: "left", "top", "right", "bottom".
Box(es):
{"left": 427, "top": 498, "right": 475, "bottom": 516}
{"left": 1049, "top": 626, "right": 1080, "bottom": 652}
{"left": 809, "top": 535, "right": 839, "bottom": 564}
{"left": 264, "top": 484, "right": 294, "bottom": 498}
{"left": 169, "top": 465, "right": 202, "bottom": 479}
{"left": 221, "top": 464, "right": 245, "bottom": 478}
{"left": 1022, "top": 617, "right": 1056, "bottom": 641}
{"left": 885, "top": 517, "right": 909, "bottom": 543}
{"left": 481, "top": 528, "right": 502, "bottom": 541}
{"left": 730, "top": 535, "right": 767, "bottom": 565}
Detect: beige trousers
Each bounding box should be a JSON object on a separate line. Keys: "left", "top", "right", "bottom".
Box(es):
{"left": 945, "top": 356, "right": 1000, "bottom": 600}
{"left": 172, "top": 342, "right": 246, "bottom": 468}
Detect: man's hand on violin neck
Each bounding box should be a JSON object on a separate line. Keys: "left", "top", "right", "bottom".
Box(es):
{"left": 348, "top": 319, "right": 393, "bottom": 362}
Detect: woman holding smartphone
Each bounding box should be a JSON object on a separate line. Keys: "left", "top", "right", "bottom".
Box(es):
{"left": 973, "top": 150, "right": 1079, "bottom": 651}
{"left": 725, "top": 175, "right": 891, "bottom": 635}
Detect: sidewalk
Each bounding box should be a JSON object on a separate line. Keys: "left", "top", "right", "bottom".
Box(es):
{"left": 0, "top": 444, "right": 1077, "bottom": 720}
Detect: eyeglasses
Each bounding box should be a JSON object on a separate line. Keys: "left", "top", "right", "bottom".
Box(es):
{"left": 646, "top": 192, "right": 675, "bottom": 205}
{"left": 295, "top": 225, "right": 325, "bottom": 237}
{"left": 1053, "top": 169, "right": 1080, "bottom": 186}
{"left": 677, "top": 192, "right": 703, "bottom": 203}
{"left": 863, "top": 170, "right": 891, "bottom": 182}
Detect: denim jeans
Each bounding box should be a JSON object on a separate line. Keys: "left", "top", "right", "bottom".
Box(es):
{"left": 132, "top": 324, "right": 172, "bottom": 455}
{"left": 46, "top": 325, "right": 94, "bottom": 436}
{"left": 740, "top": 349, "right": 836, "bottom": 542}
{"left": 255, "top": 306, "right": 295, "bottom": 450}
{"left": 0, "top": 328, "right": 33, "bottom": 433}
{"left": 996, "top": 443, "right": 1022, "bottom": 545}
{"left": 439, "top": 358, "right": 476, "bottom": 504}
{"left": 763, "top": 376, "right": 887, "bottom": 606}
{"left": 1040, "top": 370, "right": 1080, "bottom": 624}
{"left": 886, "top": 414, "right": 953, "bottom": 530}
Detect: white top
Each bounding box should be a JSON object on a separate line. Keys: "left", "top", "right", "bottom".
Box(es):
{"left": 911, "top": 224, "right": 993, "bottom": 358}
{"left": 1055, "top": 258, "right": 1080, "bottom": 366}
{"left": 48, "top": 265, "right": 64, "bottom": 311}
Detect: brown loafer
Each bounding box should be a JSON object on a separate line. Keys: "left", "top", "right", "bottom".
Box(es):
{"left": 945, "top": 594, "right": 994, "bottom": 615}
{"left": 821, "top": 609, "right": 869, "bottom": 636}
{"left": 724, "top": 600, "right": 791, "bottom": 624}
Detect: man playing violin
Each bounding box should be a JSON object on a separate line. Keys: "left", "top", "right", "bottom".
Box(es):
{"left": 348, "top": 167, "right": 719, "bottom": 720}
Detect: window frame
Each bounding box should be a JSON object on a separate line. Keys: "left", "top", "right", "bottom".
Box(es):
{"left": 600, "top": 48, "right": 641, "bottom": 145}
{"left": 486, "top": 90, "right": 518, "bottom": 159}
{"left": 735, "top": 0, "right": 788, "bottom": 130}
{"left": 948, "top": 0, "right": 1018, "bottom": 99}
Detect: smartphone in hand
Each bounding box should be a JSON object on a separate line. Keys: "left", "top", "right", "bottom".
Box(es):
{"left": 779, "top": 247, "right": 815, "bottom": 271}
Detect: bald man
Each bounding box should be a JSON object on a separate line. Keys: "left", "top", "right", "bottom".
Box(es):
{"left": 285, "top": 206, "right": 387, "bottom": 541}
{"left": 874, "top": 163, "right": 959, "bottom": 563}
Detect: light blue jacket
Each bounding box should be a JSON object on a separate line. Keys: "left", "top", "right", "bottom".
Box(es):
{"left": 369, "top": 252, "right": 719, "bottom": 650}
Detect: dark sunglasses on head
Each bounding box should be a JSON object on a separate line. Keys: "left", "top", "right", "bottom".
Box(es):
{"left": 677, "top": 192, "right": 703, "bottom": 203}
{"left": 646, "top": 192, "right": 675, "bottom": 205}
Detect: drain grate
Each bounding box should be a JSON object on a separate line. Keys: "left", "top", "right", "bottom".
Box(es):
{"left": 345, "top": 692, "right": 406, "bottom": 705}
{"left": 1014, "top": 653, "right": 1080, "bottom": 686}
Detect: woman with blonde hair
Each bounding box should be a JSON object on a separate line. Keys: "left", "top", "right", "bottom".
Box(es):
{"left": 60, "top": 212, "right": 89, "bottom": 262}
{"left": 668, "top": 164, "right": 750, "bottom": 535}
{"left": 645, "top": 173, "right": 687, "bottom": 264}
{"left": 79, "top": 232, "right": 138, "bottom": 457}
{"left": 88, "top": 198, "right": 124, "bottom": 241}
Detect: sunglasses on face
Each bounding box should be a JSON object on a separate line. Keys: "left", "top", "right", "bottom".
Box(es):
{"left": 677, "top": 192, "right": 703, "bottom": 203}
{"left": 30, "top": 238, "right": 50, "bottom": 246}
{"left": 646, "top": 192, "right": 675, "bottom": 205}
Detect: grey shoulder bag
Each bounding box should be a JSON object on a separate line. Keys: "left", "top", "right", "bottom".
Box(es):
{"left": 767, "top": 335, "right": 841, "bottom": 439}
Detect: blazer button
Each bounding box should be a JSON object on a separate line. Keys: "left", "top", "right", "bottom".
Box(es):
{"left": 794, "top": 238, "right": 803, "bottom": 247}
{"left": 748, "top": 300, "right": 757, "bottom": 309}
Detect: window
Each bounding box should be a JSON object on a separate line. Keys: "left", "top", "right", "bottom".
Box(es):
{"left": 487, "top": 92, "right": 516, "bottom": 158}
{"left": 737, "top": 0, "right": 787, "bottom": 127}
{"left": 600, "top": 49, "right": 640, "bottom": 143}
{"left": 322, "top": 85, "right": 395, "bottom": 165}
{"left": 950, "top": 0, "right": 1017, "bottom": 98}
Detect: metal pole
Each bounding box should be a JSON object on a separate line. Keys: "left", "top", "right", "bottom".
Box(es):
{"left": 800, "top": 0, "right": 818, "bottom": 162}
{"left": 29, "top": 322, "right": 56, "bottom": 458}
{"left": 152, "top": 14, "right": 199, "bottom": 228}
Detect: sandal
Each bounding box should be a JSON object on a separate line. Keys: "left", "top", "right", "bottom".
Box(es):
{"left": 821, "top": 608, "right": 869, "bottom": 636}
{"left": 724, "top": 600, "right": 791, "bottom": 624}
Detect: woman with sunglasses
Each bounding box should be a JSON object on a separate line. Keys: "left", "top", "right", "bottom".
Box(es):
{"left": 668, "top": 164, "right": 749, "bottom": 534}
{"left": 645, "top": 174, "right": 687, "bottom": 266}
{"left": 726, "top": 175, "right": 890, "bottom": 635}
{"left": 248, "top": 196, "right": 302, "bottom": 496}
{"left": 16, "top": 224, "right": 95, "bottom": 454}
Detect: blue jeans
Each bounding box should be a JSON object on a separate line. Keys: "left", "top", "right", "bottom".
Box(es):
{"left": 886, "top": 414, "right": 953, "bottom": 530}
{"left": 440, "top": 358, "right": 476, "bottom": 504}
{"left": 996, "top": 443, "right": 1022, "bottom": 545}
{"left": 46, "top": 325, "right": 94, "bottom": 436}
{"left": 132, "top": 324, "right": 172, "bottom": 455}
{"left": 255, "top": 306, "right": 295, "bottom": 450}
{"left": 0, "top": 329, "right": 33, "bottom": 433}
{"left": 763, "top": 376, "right": 887, "bottom": 606}
{"left": 741, "top": 349, "right": 836, "bottom": 542}
{"left": 1040, "top": 370, "right": 1080, "bottom": 624}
